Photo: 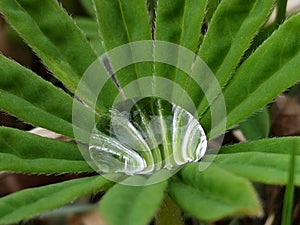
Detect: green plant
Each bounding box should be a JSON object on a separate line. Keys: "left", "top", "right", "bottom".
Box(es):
{"left": 0, "top": 0, "right": 299, "bottom": 224}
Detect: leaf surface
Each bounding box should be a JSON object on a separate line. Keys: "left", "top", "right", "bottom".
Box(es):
{"left": 0, "top": 127, "right": 92, "bottom": 173}
{"left": 239, "top": 107, "right": 270, "bottom": 140}
{"left": 0, "top": 176, "right": 110, "bottom": 225}
{"left": 202, "top": 13, "right": 300, "bottom": 136}
{"left": 197, "top": 0, "right": 275, "bottom": 117}
{"left": 100, "top": 176, "right": 167, "bottom": 225}
{"left": 214, "top": 137, "right": 300, "bottom": 185}
{"left": 0, "top": 0, "right": 97, "bottom": 92}
{"left": 0, "top": 55, "right": 76, "bottom": 137}
{"left": 93, "top": 0, "right": 152, "bottom": 109}
{"left": 169, "top": 164, "right": 262, "bottom": 221}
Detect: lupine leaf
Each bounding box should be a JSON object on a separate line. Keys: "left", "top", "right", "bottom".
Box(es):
{"left": 0, "top": 55, "right": 75, "bottom": 137}
{"left": 168, "top": 164, "right": 261, "bottom": 221}
{"left": 214, "top": 137, "right": 300, "bottom": 185}
{"left": 0, "top": 176, "right": 110, "bottom": 225}
{"left": 0, "top": 127, "right": 92, "bottom": 173}
{"left": 93, "top": 0, "right": 152, "bottom": 109}
{"left": 239, "top": 107, "right": 270, "bottom": 140}
{"left": 80, "top": 0, "right": 95, "bottom": 17}
{"left": 199, "top": 0, "right": 275, "bottom": 87}
{"left": 202, "top": 13, "right": 300, "bottom": 136}
{"left": 0, "top": 0, "right": 97, "bottom": 92}
{"left": 197, "top": 0, "right": 275, "bottom": 115}
{"left": 155, "top": 0, "right": 207, "bottom": 104}
{"left": 100, "top": 177, "right": 167, "bottom": 225}
{"left": 222, "top": 13, "right": 300, "bottom": 130}
{"left": 75, "top": 17, "right": 105, "bottom": 56}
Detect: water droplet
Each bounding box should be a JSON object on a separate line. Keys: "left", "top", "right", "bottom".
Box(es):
{"left": 89, "top": 97, "right": 207, "bottom": 175}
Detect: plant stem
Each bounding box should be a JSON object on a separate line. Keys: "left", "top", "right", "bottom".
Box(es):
{"left": 281, "top": 144, "right": 296, "bottom": 225}
{"left": 275, "top": 0, "right": 288, "bottom": 26}
{"left": 155, "top": 194, "right": 184, "bottom": 225}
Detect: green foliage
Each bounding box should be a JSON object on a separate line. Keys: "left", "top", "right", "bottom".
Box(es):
{"left": 282, "top": 141, "right": 296, "bottom": 225}
{"left": 215, "top": 138, "right": 300, "bottom": 185}
{"left": 155, "top": 0, "right": 207, "bottom": 104}
{"left": 0, "top": 127, "right": 92, "bottom": 173}
{"left": 197, "top": 0, "right": 276, "bottom": 113}
{"left": 0, "top": 0, "right": 97, "bottom": 93}
{"left": 0, "top": 0, "right": 299, "bottom": 224}
{"left": 75, "top": 17, "right": 105, "bottom": 56}
{"left": 0, "top": 55, "right": 74, "bottom": 137}
{"left": 169, "top": 164, "right": 262, "bottom": 221}
{"left": 93, "top": 0, "right": 153, "bottom": 109}
{"left": 100, "top": 177, "right": 167, "bottom": 225}
{"left": 239, "top": 107, "right": 270, "bottom": 140}
{"left": 221, "top": 12, "right": 300, "bottom": 130}
{"left": 0, "top": 176, "right": 111, "bottom": 225}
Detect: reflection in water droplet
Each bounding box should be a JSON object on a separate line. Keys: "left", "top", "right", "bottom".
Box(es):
{"left": 89, "top": 98, "right": 207, "bottom": 175}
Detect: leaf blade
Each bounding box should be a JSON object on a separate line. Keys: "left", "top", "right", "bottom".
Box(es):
{"left": 0, "top": 0, "right": 97, "bottom": 92}
{"left": 0, "top": 176, "right": 110, "bottom": 225}
{"left": 199, "top": 0, "right": 275, "bottom": 86}
{"left": 168, "top": 164, "right": 262, "bottom": 221}
{"left": 197, "top": 0, "right": 275, "bottom": 116}
{"left": 155, "top": 0, "right": 207, "bottom": 104}
{"left": 0, "top": 127, "right": 92, "bottom": 173}
{"left": 93, "top": 0, "right": 152, "bottom": 108}
{"left": 239, "top": 107, "right": 270, "bottom": 141}
{"left": 202, "top": 13, "right": 300, "bottom": 135}
{"left": 215, "top": 137, "right": 300, "bottom": 185}
{"left": 0, "top": 55, "right": 76, "bottom": 137}
{"left": 99, "top": 177, "right": 167, "bottom": 225}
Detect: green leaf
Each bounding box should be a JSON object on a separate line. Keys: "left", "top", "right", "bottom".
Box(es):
{"left": 202, "top": 13, "right": 300, "bottom": 134}
{"left": 199, "top": 0, "right": 275, "bottom": 87}
{"left": 93, "top": 0, "right": 152, "bottom": 109}
{"left": 155, "top": 0, "right": 207, "bottom": 103}
{"left": 0, "top": 127, "right": 92, "bottom": 174}
{"left": 281, "top": 141, "right": 295, "bottom": 225}
{"left": 0, "top": 176, "right": 110, "bottom": 225}
{"left": 197, "top": 0, "right": 275, "bottom": 115}
{"left": 205, "top": 0, "right": 220, "bottom": 23}
{"left": 239, "top": 107, "right": 270, "bottom": 140}
{"left": 0, "top": 0, "right": 97, "bottom": 92}
{"left": 222, "top": 13, "right": 300, "bottom": 129}
{"left": 155, "top": 194, "right": 183, "bottom": 225}
{"left": 156, "top": 0, "right": 206, "bottom": 52}
{"left": 75, "top": 17, "right": 105, "bottom": 56}
{"left": 80, "top": 0, "right": 96, "bottom": 17}
{"left": 168, "top": 164, "right": 262, "bottom": 221}
{"left": 100, "top": 177, "right": 167, "bottom": 225}
{"left": 94, "top": 0, "right": 151, "bottom": 50}
{"left": 0, "top": 55, "right": 75, "bottom": 137}
{"left": 214, "top": 137, "right": 300, "bottom": 185}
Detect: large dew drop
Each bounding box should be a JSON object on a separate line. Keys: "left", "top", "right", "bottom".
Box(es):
{"left": 89, "top": 98, "right": 207, "bottom": 175}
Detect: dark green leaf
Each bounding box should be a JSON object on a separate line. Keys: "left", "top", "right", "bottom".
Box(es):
{"left": 93, "top": 0, "right": 152, "bottom": 109}
{"left": 80, "top": 0, "right": 95, "bottom": 17}
{"left": 100, "top": 176, "right": 167, "bottom": 225}
{"left": 168, "top": 164, "right": 262, "bottom": 221}
{"left": 197, "top": 0, "right": 275, "bottom": 115}
{"left": 0, "top": 55, "right": 74, "bottom": 137}
{"left": 75, "top": 17, "right": 105, "bottom": 56}
{"left": 155, "top": 0, "right": 207, "bottom": 104}
{"left": 239, "top": 107, "right": 270, "bottom": 140}
{"left": 0, "top": 0, "right": 97, "bottom": 92}
{"left": 199, "top": 0, "right": 275, "bottom": 87}
{"left": 0, "top": 127, "right": 92, "bottom": 173}
{"left": 215, "top": 137, "right": 300, "bottom": 185}
{"left": 202, "top": 13, "right": 300, "bottom": 135}
{"left": 0, "top": 176, "right": 110, "bottom": 225}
